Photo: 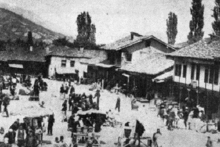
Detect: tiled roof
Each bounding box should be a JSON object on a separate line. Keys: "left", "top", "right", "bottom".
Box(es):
{"left": 103, "top": 35, "right": 145, "bottom": 50}
{"left": 168, "top": 39, "right": 220, "bottom": 60}
{"left": 103, "top": 34, "right": 175, "bottom": 51}
{"left": 47, "top": 46, "right": 90, "bottom": 58}
{"left": 0, "top": 47, "right": 46, "bottom": 62}
{"left": 120, "top": 52, "right": 174, "bottom": 75}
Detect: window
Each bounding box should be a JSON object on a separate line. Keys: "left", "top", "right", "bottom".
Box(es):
{"left": 196, "top": 65, "right": 200, "bottom": 80}
{"left": 204, "top": 68, "right": 208, "bottom": 83}
{"left": 183, "top": 65, "right": 187, "bottom": 78}
{"left": 204, "top": 66, "right": 219, "bottom": 85}
{"left": 124, "top": 52, "right": 132, "bottom": 61}
{"left": 61, "top": 60, "right": 66, "bottom": 67}
{"left": 191, "top": 64, "right": 195, "bottom": 80}
{"left": 209, "top": 67, "right": 214, "bottom": 84}
{"left": 175, "top": 64, "right": 182, "bottom": 76}
{"left": 214, "top": 67, "right": 219, "bottom": 85}
{"left": 70, "top": 61, "right": 75, "bottom": 67}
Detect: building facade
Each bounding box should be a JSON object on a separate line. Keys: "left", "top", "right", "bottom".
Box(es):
{"left": 168, "top": 39, "right": 220, "bottom": 119}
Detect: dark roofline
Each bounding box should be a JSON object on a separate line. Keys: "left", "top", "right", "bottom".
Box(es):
{"left": 46, "top": 54, "right": 91, "bottom": 59}
{"left": 166, "top": 55, "right": 215, "bottom": 63}
{"left": 143, "top": 35, "right": 176, "bottom": 51}
{"left": 106, "top": 35, "right": 176, "bottom": 51}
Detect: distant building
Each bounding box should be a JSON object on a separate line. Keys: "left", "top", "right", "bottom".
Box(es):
{"left": 0, "top": 46, "right": 47, "bottom": 77}
{"left": 46, "top": 46, "right": 107, "bottom": 81}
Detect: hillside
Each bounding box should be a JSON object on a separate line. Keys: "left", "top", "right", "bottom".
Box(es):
{"left": 0, "top": 8, "right": 66, "bottom": 43}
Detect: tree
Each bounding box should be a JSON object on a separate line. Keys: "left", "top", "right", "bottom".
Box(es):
{"left": 187, "top": 0, "right": 204, "bottom": 44}
{"left": 212, "top": 0, "right": 220, "bottom": 37}
{"left": 75, "top": 12, "right": 96, "bottom": 46}
{"left": 166, "top": 12, "right": 178, "bottom": 45}
{"left": 89, "top": 24, "right": 96, "bottom": 44}
{"left": 27, "top": 31, "right": 33, "bottom": 46}
{"left": 53, "top": 37, "right": 69, "bottom": 46}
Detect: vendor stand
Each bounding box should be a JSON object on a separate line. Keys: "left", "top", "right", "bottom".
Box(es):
{"left": 10, "top": 102, "right": 53, "bottom": 146}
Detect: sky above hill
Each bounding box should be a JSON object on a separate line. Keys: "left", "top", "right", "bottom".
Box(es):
{"left": 0, "top": 0, "right": 215, "bottom": 44}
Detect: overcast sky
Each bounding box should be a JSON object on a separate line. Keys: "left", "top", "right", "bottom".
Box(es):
{"left": 0, "top": 0, "right": 215, "bottom": 44}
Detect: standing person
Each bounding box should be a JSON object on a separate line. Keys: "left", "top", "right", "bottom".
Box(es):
{"left": 133, "top": 120, "right": 145, "bottom": 147}
{"left": 48, "top": 115, "right": 55, "bottom": 135}
{"left": 60, "top": 84, "right": 64, "bottom": 100}
{"left": 0, "top": 90, "right": 5, "bottom": 113}
{"left": 33, "top": 79, "right": 40, "bottom": 96}
{"left": 115, "top": 97, "right": 121, "bottom": 112}
{"left": 93, "top": 90, "right": 100, "bottom": 110}
{"left": 69, "top": 85, "right": 75, "bottom": 95}
{"left": 68, "top": 96, "right": 73, "bottom": 111}
{"left": 3, "top": 94, "right": 10, "bottom": 117}
{"left": 183, "top": 108, "right": 189, "bottom": 129}
{"left": 26, "top": 131, "right": 36, "bottom": 147}
{"left": 17, "top": 125, "right": 26, "bottom": 147}
{"left": 62, "top": 100, "right": 67, "bottom": 122}
{"left": 206, "top": 136, "right": 213, "bottom": 147}
{"left": 152, "top": 129, "right": 162, "bottom": 147}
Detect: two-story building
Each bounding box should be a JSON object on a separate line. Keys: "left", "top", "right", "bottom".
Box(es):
{"left": 98, "top": 32, "right": 176, "bottom": 97}
{"left": 167, "top": 39, "right": 220, "bottom": 119}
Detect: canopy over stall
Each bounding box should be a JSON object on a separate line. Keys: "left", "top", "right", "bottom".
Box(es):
{"left": 152, "top": 70, "right": 173, "bottom": 83}
{"left": 10, "top": 101, "right": 53, "bottom": 118}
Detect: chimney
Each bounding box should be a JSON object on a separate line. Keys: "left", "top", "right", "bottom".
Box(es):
{"left": 30, "top": 46, "right": 33, "bottom": 52}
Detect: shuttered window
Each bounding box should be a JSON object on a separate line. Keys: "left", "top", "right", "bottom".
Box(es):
{"left": 196, "top": 65, "right": 200, "bottom": 80}
{"left": 183, "top": 65, "right": 187, "bottom": 78}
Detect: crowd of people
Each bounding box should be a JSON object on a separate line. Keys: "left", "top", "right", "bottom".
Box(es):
{"left": 56, "top": 80, "right": 106, "bottom": 147}
{"left": 1, "top": 115, "right": 53, "bottom": 147}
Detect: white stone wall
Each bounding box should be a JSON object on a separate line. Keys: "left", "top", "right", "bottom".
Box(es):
{"left": 48, "top": 56, "right": 87, "bottom": 78}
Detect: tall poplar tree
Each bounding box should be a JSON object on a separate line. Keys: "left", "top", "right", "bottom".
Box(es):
{"left": 75, "top": 12, "right": 96, "bottom": 46}
{"left": 166, "top": 12, "right": 178, "bottom": 45}
{"left": 187, "top": 0, "right": 204, "bottom": 44}
{"left": 212, "top": 0, "right": 220, "bottom": 37}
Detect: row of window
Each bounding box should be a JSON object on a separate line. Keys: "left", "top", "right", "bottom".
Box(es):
{"left": 175, "top": 64, "right": 219, "bottom": 85}
{"left": 61, "top": 60, "right": 75, "bottom": 67}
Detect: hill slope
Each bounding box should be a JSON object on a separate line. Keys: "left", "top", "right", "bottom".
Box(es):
{"left": 0, "top": 8, "right": 65, "bottom": 43}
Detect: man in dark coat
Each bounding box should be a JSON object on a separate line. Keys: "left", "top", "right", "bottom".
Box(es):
{"left": 3, "top": 95, "right": 10, "bottom": 117}
{"left": 115, "top": 97, "right": 121, "bottom": 112}
{"left": 93, "top": 90, "right": 100, "bottom": 110}
{"left": 0, "top": 91, "right": 5, "bottom": 113}
{"left": 133, "top": 120, "right": 145, "bottom": 147}
{"left": 48, "top": 115, "right": 55, "bottom": 135}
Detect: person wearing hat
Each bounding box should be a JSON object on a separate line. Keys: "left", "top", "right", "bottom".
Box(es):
{"left": 152, "top": 129, "right": 162, "bottom": 147}
{"left": 206, "top": 136, "right": 213, "bottom": 147}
